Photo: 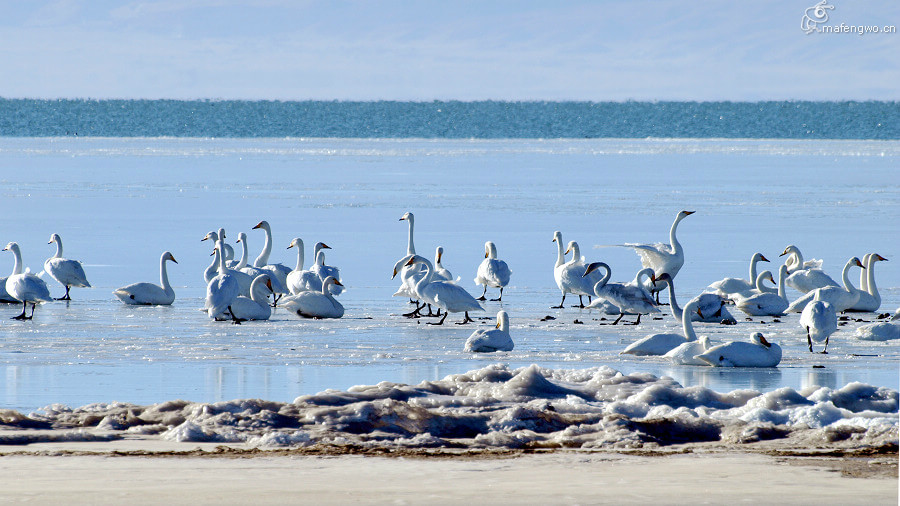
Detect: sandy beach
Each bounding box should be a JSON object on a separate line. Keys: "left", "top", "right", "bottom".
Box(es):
{"left": 0, "top": 439, "right": 896, "bottom": 505}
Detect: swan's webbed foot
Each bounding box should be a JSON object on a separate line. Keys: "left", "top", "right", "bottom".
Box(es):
{"left": 403, "top": 302, "right": 424, "bottom": 318}
{"left": 628, "top": 314, "right": 642, "bottom": 325}
{"left": 476, "top": 296, "right": 487, "bottom": 301}
{"left": 227, "top": 306, "right": 243, "bottom": 325}
{"left": 611, "top": 314, "right": 625, "bottom": 325}
{"left": 490, "top": 288, "right": 503, "bottom": 302}
{"left": 426, "top": 313, "right": 448, "bottom": 326}
{"left": 11, "top": 302, "right": 30, "bottom": 320}
{"left": 456, "top": 312, "right": 475, "bottom": 325}
{"left": 270, "top": 293, "right": 282, "bottom": 307}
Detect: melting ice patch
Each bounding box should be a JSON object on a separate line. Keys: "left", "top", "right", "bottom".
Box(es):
{"left": 1, "top": 365, "right": 896, "bottom": 451}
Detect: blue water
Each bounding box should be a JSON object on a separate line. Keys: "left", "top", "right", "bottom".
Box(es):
{"left": 0, "top": 99, "right": 897, "bottom": 139}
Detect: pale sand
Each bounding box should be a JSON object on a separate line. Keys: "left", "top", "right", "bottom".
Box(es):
{"left": 0, "top": 441, "right": 896, "bottom": 504}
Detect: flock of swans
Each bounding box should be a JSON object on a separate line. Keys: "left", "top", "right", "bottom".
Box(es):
{"left": 2, "top": 211, "right": 897, "bottom": 366}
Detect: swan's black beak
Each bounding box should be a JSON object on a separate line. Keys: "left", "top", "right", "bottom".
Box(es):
{"left": 334, "top": 280, "right": 344, "bottom": 287}
{"left": 760, "top": 255, "right": 770, "bottom": 262}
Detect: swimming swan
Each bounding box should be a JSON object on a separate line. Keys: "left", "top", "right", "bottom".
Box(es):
{"left": 465, "top": 310, "right": 514, "bottom": 352}
{"left": 3, "top": 242, "right": 53, "bottom": 320}
{"left": 113, "top": 251, "right": 178, "bottom": 305}
{"left": 44, "top": 233, "right": 91, "bottom": 300}
{"left": 474, "top": 241, "right": 511, "bottom": 301}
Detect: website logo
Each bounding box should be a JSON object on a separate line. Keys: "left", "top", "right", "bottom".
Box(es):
{"left": 801, "top": 0, "right": 834, "bottom": 34}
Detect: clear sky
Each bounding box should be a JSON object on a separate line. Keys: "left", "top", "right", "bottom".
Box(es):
{"left": 1, "top": 0, "right": 897, "bottom": 100}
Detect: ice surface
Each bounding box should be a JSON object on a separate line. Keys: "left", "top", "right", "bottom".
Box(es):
{"left": 0, "top": 137, "right": 897, "bottom": 424}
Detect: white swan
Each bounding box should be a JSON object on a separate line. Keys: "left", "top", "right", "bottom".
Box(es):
{"left": 665, "top": 336, "right": 713, "bottom": 366}
{"left": 855, "top": 321, "right": 900, "bottom": 341}
{"left": 393, "top": 212, "right": 425, "bottom": 302}
{"left": 787, "top": 257, "right": 865, "bottom": 313}
{"left": 251, "top": 220, "right": 293, "bottom": 291}
{"left": 704, "top": 252, "right": 769, "bottom": 298}
{"left": 203, "top": 243, "right": 252, "bottom": 297}
{"left": 799, "top": 291, "right": 837, "bottom": 353}
{"left": 236, "top": 232, "right": 288, "bottom": 297}
{"left": 625, "top": 210, "right": 694, "bottom": 300}
{"left": 232, "top": 232, "right": 251, "bottom": 270}
{"left": 205, "top": 240, "right": 242, "bottom": 323}
{"left": 551, "top": 232, "right": 601, "bottom": 308}
{"left": 402, "top": 255, "right": 483, "bottom": 325}
{"left": 309, "top": 248, "right": 344, "bottom": 295}
{"left": 0, "top": 251, "right": 20, "bottom": 303}
{"left": 694, "top": 332, "right": 782, "bottom": 368}
{"left": 781, "top": 245, "right": 838, "bottom": 294}
{"left": 280, "top": 276, "right": 344, "bottom": 319}
{"left": 653, "top": 273, "right": 736, "bottom": 324}
{"left": 474, "top": 241, "right": 512, "bottom": 301}
{"left": 43, "top": 233, "right": 91, "bottom": 300}
{"left": 583, "top": 262, "right": 659, "bottom": 325}
{"left": 465, "top": 310, "right": 514, "bottom": 352}
{"left": 113, "top": 251, "right": 178, "bottom": 305}
{"left": 849, "top": 253, "right": 887, "bottom": 312}
{"left": 621, "top": 299, "right": 701, "bottom": 356}
{"left": 735, "top": 264, "right": 789, "bottom": 317}
{"left": 223, "top": 274, "right": 274, "bottom": 321}
{"left": 585, "top": 267, "right": 655, "bottom": 315}
{"left": 285, "top": 237, "right": 308, "bottom": 294}
{"left": 202, "top": 230, "right": 235, "bottom": 266}
{"left": 433, "top": 246, "right": 455, "bottom": 282}
{"left": 3, "top": 242, "right": 53, "bottom": 320}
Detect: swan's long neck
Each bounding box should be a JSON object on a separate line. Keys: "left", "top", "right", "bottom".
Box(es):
{"left": 52, "top": 237, "right": 63, "bottom": 259}
{"left": 840, "top": 258, "right": 858, "bottom": 293}
{"left": 11, "top": 245, "right": 23, "bottom": 275}
{"left": 295, "top": 242, "right": 305, "bottom": 271}
{"left": 749, "top": 254, "right": 762, "bottom": 283}
{"left": 865, "top": 255, "right": 880, "bottom": 300}
{"left": 413, "top": 257, "right": 435, "bottom": 294}
{"left": 554, "top": 234, "right": 565, "bottom": 268}
{"left": 669, "top": 215, "right": 684, "bottom": 254}
{"left": 487, "top": 243, "right": 498, "bottom": 259}
{"left": 859, "top": 253, "right": 871, "bottom": 292}
{"left": 160, "top": 256, "right": 173, "bottom": 294}
{"left": 570, "top": 242, "right": 582, "bottom": 263}
{"left": 666, "top": 279, "right": 682, "bottom": 319}
{"left": 777, "top": 265, "right": 787, "bottom": 300}
{"left": 590, "top": 263, "right": 611, "bottom": 297}
{"left": 406, "top": 216, "right": 416, "bottom": 256}
{"left": 682, "top": 301, "right": 699, "bottom": 341}
{"left": 254, "top": 224, "right": 272, "bottom": 267}
{"left": 498, "top": 312, "right": 509, "bottom": 332}
{"left": 251, "top": 276, "right": 269, "bottom": 303}
{"left": 217, "top": 240, "right": 228, "bottom": 274}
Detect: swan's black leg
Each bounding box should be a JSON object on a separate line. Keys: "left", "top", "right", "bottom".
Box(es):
{"left": 573, "top": 295, "right": 586, "bottom": 308}
{"left": 12, "top": 302, "right": 28, "bottom": 320}
{"left": 490, "top": 287, "right": 503, "bottom": 302}
{"left": 55, "top": 286, "right": 72, "bottom": 301}
{"left": 551, "top": 293, "right": 565, "bottom": 309}
{"left": 821, "top": 335, "right": 829, "bottom": 354}
{"left": 631, "top": 314, "right": 642, "bottom": 325}
{"left": 612, "top": 313, "right": 624, "bottom": 325}
{"left": 456, "top": 311, "right": 475, "bottom": 325}
{"left": 477, "top": 286, "right": 487, "bottom": 301}
{"left": 403, "top": 301, "right": 424, "bottom": 318}
{"left": 29, "top": 303, "right": 36, "bottom": 319}
{"left": 427, "top": 312, "right": 448, "bottom": 326}
{"left": 806, "top": 328, "right": 813, "bottom": 352}
{"left": 228, "top": 306, "right": 243, "bottom": 325}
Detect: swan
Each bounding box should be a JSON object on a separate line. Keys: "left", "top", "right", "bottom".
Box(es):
{"left": 781, "top": 245, "right": 838, "bottom": 294}
{"left": 694, "top": 332, "right": 782, "bottom": 368}
{"left": 286, "top": 241, "right": 330, "bottom": 294}
{"left": 280, "top": 276, "right": 344, "bottom": 319}
{"left": 585, "top": 267, "right": 654, "bottom": 315}
{"left": 309, "top": 248, "right": 344, "bottom": 295}
{"left": 855, "top": 321, "right": 900, "bottom": 341}
{"left": 625, "top": 210, "right": 694, "bottom": 301}
{"left": 664, "top": 336, "right": 713, "bottom": 366}
{"left": 0, "top": 252, "right": 19, "bottom": 303}
{"left": 285, "top": 237, "right": 308, "bottom": 294}
{"left": 704, "top": 252, "right": 769, "bottom": 298}
{"left": 231, "top": 232, "right": 251, "bottom": 270}
{"left": 652, "top": 273, "right": 736, "bottom": 324}
{"left": 735, "top": 264, "right": 789, "bottom": 317}
{"left": 221, "top": 274, "right": 274, "bottom": 321}
{"left": 799, "top": 290, "right": 838, "bottom": 353}
{"left": 465, "top": 310, "right": 514, "bottom": 352}
{"left": 251, "top": 220, "right": 293, "bottom": 291}
{"left": 848, "top": 253, "right": 887, "bottom": 312}
{"left": 3, "top": 242, "right": 53, "bottom": 320}
{"left": 787, "top": 257, "right": 865, "bottom": 313}
{"left": 621, "top": 299, "right": 701, "bottom": 356}
{"left": 583, "top": 262, "right": 659, "bottom": 325}
{"left": 433, "top": 246, "right": 455, "bottom": 282}
{"left": 393, "top": 212, "right": 425, "bottom": 303}
{"left": 203, "top": 244, "right": 252, "bottom": 297}
{"left": 43, "top": 233, "right": 91, "bottom": 300}
{"left": 236, "top": 232, "right": 288, "bottom": 297}
{"left": 401, "top": 255, "right": 483, "bottom": 325}
{"left": 205, "top": 240, "right": 242, "bottom": 323}
{"left": 474, "top": 241, "right": 512, "bottom": 301}
{"left": 113, "top": 251, "right": 178, "bottom": 305}
{"left": 202, "top": 230, "right": 235, "bottom": 266}
{"left": 551, "top": 232, "right": 602, "bottom": 308}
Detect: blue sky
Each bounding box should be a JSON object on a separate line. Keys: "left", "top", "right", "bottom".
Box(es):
{"left": 1, "top": 0, "right": 897, "bottom": 100}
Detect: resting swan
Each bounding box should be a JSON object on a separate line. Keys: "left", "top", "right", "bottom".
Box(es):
{"left": 704, "top": 252, "right": 769, "bottom": 298}
{"left": 114, "top": 251, "right": 178, "bottom": 305}
{"left": 787, "top": 257, "right": 865, "bottom": 313}
{"left": 474, "top": 241, "right": 512, "bottom": 301}
{"left": 43, "top": 233, "right": 91, "bottom": 300}
{"left": 625, "top": 210, "right": 694, "bottom": 301}
{"left": 583, "top": 262, "right": 659, "bottom": 325}
{"left": 222, "top": 274, "right": 274, "bottom": 321}
{"left": 735, "top": 265, "right": 789, "bottom": 317}
{"left": 848, "top": 253, "right": 887, "bottom": 312}
{"left": 653, "top": 273, "right": 736, "bottom": 324}
{"left": 3, "top": 242, "right": 53, "bottom": 320}
{"left": 780, "top": 245, "right": 835, "bottom": 294}
{"left": 205, "top": 240, "right": 242, "bottom": 323}
{"left": 280, "top": 276, "right": 344, "bottom": 319}
{"left": 465, "top": 310, "right": 514, "bottom": 352}
{"left": 621, "top": 299, "right": 701, "bottom": 356}
{"left": 251, "top": 220, "right": 293, "bottom": 295}
{"left": 695, "top": 332, "right": 782, "bottom": 368}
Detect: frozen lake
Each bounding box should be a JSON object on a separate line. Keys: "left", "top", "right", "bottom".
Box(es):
{"left": 0, "top": 137, "right": 897, "bottom": 414}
